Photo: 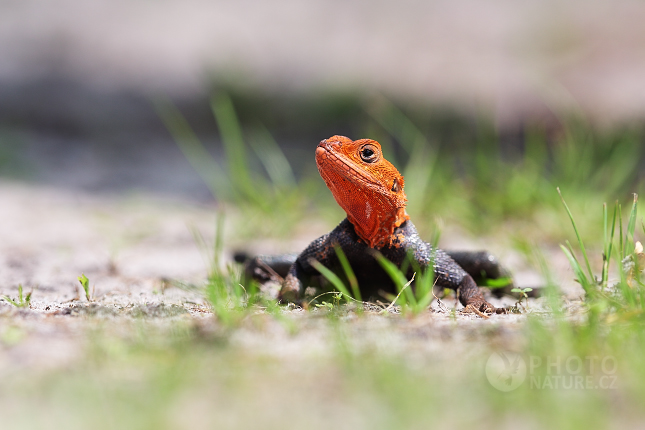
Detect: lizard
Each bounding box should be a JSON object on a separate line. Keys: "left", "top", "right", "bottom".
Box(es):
{"left": 242, "top": 136, "right": 508, "bottom": 313}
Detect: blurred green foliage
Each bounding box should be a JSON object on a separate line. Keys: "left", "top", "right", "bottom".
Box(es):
{"left": 159, "top": 87, "right": 644, "bottom": 248}
{"left": 1, "top": 89, "right": 644, "bottom": 429}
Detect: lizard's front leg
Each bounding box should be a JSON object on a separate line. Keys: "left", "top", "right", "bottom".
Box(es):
{"left": 454, "top": 274, "right": 502, "bottom": 313}
{"left": 423, "top": 248, "right": 503, "bottom": 313}
{"left": 280, "top": 262, "right": 308, "bottom": 303}
{"left": 279, "top": 233, "right": 337, "bottom": 304}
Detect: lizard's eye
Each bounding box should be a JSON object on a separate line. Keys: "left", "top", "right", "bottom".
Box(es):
{"left": 359, "top": 144, "right": 379, "bottom": 163}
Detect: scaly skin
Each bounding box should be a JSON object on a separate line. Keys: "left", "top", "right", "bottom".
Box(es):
{"left": 278, "top": 136, "right": 504, "bottom": 313}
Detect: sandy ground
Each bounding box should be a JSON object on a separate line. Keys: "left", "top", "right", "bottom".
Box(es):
{"left": 0, "top": 182, "right": 211, "bottom": 371}
{"left": 0, "top": 180, "right": 555, "bottom": 377}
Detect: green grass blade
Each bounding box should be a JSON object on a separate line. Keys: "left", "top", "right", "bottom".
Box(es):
{"left": 602, "top": 203, "right": 618, "bottom": 289}
{"left": 372, "top": 251, "right": 417, "bottom": 307}
{"left": 210, "top": 94, "right": 256, "bottom": 202}
{"left": 558, "top": 188, "right": 594, "bottom": 283}
{"left": 249, "top": 126, "right": 296, "bottom": 189}
{"left": 411, "top": 222, "right": 442, "bottom": 311}
{"left": 78, "top": 274, "right": 90, "bottom": 301}
{"left": 189, "top": 226, "right": 215, "bottom": 279}
{"left": 623, "top": 194, "right": 641, "bottom": 305}
{"left": 407, "top": 250, "right": 435, "bottom": 312}
{"left": 382, "top": 273, "right": 416, "bottom": 313}
{"left": 566, "top": 239, "right": 591, "bottom": 287}
{"left": 603, "top": 202, "right": 608, "bottom": 262}
{"left": 624, "top": 193, "right": 638, "bottom": 257}
{"left": 214, "top": 212, "right": 225, "bottom": 272}
{"left": 2, "top": 295, "right": 19, "bottom": 306}
{"left": 414, "top": 270, "right": 435, "bottom": 311}
{"left": 191, "top": 213, "right": 227, "bottom": 281}
{"left": 333, "top": 245, "right": 362, "bottom": 302}
{"left": 560, "top": 244, "right": 591, "bottom": 293}
{"left": 619, "top": 203, "right": 625, "bottom": 261}
{"left": 310, "top": 259, "right": 353, "bottom": 300}
{"left": 429, "top": 222, "right": 441, "bottom": 249}
{"left": 154, "top": 97, "right": 228, "bottom": 200}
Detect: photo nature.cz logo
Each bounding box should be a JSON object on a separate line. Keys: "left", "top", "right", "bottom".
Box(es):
{"left": 485, "top": 352, "right": 618, "bottom": 392}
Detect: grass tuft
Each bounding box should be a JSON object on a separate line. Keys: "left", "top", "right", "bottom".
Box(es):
{"left": 190, "top": 213, "right": 262, "bottom": 326}
{"left": 2, "top": 284, "right": 32, "bottom": 308}
{"left": 559, "top": 191, "right": 643, "bottom": 317}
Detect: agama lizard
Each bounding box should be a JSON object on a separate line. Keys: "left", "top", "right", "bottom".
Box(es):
{"left": 241, "top": 136, "right": 507, "bottom": 313}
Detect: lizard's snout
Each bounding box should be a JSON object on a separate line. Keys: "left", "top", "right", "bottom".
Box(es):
{"left": 316, "top": 139, "right": 336, "bottom": 158}
{"left": 316, "top": 140, "right": 330, "bottom": 161}
{"left": 317, "top": 136, "right": 351, "bottom": 161}
{"left": 315, "top": 145, "right": 326, "bottom": 159}
{"left": 318, "top": 137, "right": 343, "bottom": 150}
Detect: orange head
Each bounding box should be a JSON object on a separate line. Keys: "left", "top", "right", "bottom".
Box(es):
{"left": 315, "top": 135, "right": 409, "bottom": 248}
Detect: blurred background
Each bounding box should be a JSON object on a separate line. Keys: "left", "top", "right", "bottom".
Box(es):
{"left": 1, "top": 0, "right": 644, "bottom": 238}
{"left": 3, "top": 3, "right": 645, "bottom": 428}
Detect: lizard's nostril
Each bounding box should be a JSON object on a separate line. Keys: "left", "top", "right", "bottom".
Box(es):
{"left": 319, "top": 138, "right": 342, "bottom": 150}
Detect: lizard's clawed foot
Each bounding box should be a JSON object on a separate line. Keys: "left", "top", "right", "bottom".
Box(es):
{"left": 277, "top": 287, "right": 299, "bottom": 305}
{"left": 463, "top": 299, "right": 507, "bottom": 316}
